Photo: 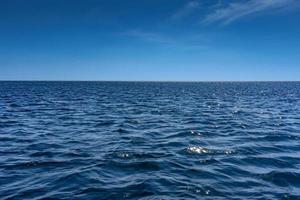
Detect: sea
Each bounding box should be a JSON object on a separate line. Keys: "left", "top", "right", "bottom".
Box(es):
{"left": 0, "top": 81, "right": 300, "bottom": 199}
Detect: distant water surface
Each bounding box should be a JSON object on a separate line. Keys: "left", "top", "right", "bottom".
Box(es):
{"left": 0, "top": 81, "right": 300, "bottom": 199}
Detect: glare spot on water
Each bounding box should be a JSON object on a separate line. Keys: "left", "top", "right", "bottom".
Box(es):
{"left": 118, "top": 153, "right": 130, "bottom": 158}
{"left": 187, "top": 146, "right": 209, "bottom": 154}
{"left": 190, "top": 130, "right": 202, "bottom": 136}
{"left": 224, "top": 150, "right": 234, "bottom": 155}
{"left": 233, "top": 106, "right": 241, "bottom": 114}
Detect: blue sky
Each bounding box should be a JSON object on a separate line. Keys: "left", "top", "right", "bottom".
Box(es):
{"left": 0, "top": 0, "right": 300, "bottom": 81}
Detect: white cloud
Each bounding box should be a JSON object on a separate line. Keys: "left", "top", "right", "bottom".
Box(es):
{"left": 203, "top": 0, "right": 296, "bottom": 25}
{"left": 171, "top": 1, "right": 201, "bottom": 21}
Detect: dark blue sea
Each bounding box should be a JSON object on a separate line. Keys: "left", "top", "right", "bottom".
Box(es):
{"left": 0, "top": 81, "right": 300, "bottom": 200}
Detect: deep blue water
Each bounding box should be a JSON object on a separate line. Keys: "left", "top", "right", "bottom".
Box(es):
{"left": 0, "top": 81, "right": 300, "bottom": 200}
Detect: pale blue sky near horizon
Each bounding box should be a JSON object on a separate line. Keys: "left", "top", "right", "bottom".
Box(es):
{"left": 0, "top": 0, "right": 300, "bottom": 81}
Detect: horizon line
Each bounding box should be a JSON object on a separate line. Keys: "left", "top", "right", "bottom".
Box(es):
{"left": 0, "top": 80, "right": 299, "bottom": 83}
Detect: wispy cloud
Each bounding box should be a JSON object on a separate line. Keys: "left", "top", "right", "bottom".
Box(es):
{"left": 171, "top": 1, "right": 201, "bottom": 21}
{"left": 124, "top": 30, "right": 174, "bottom": 44}
{"left": 123, "top": 29, "right": 208, "bottom": 51}
{"left": 203, "top": 0, "right": 297, "bottom": 25}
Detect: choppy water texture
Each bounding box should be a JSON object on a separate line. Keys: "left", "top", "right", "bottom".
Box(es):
{"left": 1, "top": 81, "right": 300, "bottom": 200}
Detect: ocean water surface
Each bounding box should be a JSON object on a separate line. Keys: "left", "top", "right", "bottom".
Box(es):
{"left": 0, "top": 81, "right": 300, "bottom": 199}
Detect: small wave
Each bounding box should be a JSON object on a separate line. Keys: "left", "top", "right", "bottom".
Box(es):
{"left": 260, "top": 171, "right": 300, "bottom": 187}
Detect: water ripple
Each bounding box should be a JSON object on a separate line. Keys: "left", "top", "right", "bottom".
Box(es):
{"left": 0, "top": 81, "right": 300, "bottom": 199}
